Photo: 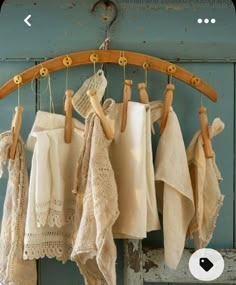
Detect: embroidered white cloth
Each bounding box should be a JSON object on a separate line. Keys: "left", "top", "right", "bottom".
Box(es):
{"left": 187, "top": 118, "right": 224, "bottom": 249}
{"left": 27, "top": 111, "right": 84, "bottom": 228}
{"left": 71, "top": 99, "right": 119, "bottom": 285}
{"left": 153, "top": 103, "right": 195, "bottom": 269}
{"left": 0, "top": 131, "right": 37, "bottom": 285}
{"left": 110, "top": 102, "right": 160, "bottom": 239}
{"left": 24, "top": 112, "right": 84, "bottom": 263}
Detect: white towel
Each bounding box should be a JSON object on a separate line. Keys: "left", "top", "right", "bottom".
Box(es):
{"left": 26, "top": 111, "right": 84, "bottom": 228}
{"left": 110, "top": 101, "right": 160, "bottom": 239}
{"left": 24, "top": 112, "right": 84, "bottom": 262}
{"left": 27, "top": 110, "right": 84, "bottom": 152}
{"left": 153, "top": 104, "right": 195, "bottom": 269}
{"left": 187, "top": 118, "right": 224, "bottom": 249}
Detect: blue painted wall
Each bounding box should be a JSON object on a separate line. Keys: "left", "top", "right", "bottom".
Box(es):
{"left": 0, "top": 1, "right": 235, "bottom": 284}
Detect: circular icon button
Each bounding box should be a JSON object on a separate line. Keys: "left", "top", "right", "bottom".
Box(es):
{"left": 189, "top": 248, "right": 224, "bottom": 281}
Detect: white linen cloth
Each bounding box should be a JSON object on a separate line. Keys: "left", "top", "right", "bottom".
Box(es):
{"left": 71, "top": 99, "right": 119, "bottom": 285}
{"left": 187, "top": 118, "right": 224, "bottom": 249}
{"left": 153, "top": 102, "right": 195, "bottom": 269}
{"left": 27, "top": 111, "right": 84, "bottom": 228}
{"left": 24, "top": 111, "right": 84, "bottom": 262}
{"left": 0, "top": 131, "right": 37, "bottom": 285}
{"left": 110, "top": 102, "right": 160, "bottom": 239}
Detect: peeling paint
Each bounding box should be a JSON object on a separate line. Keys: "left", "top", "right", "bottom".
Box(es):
{"left": 143, "top": 260, "right": 158, "bottom": 272}
{"left": 128, "top": 242, "right": 141, "bottom": 273}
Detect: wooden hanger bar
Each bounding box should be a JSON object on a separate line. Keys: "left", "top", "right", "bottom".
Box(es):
{"left": 0, "top": 50, "right": 217, "bottom": 102}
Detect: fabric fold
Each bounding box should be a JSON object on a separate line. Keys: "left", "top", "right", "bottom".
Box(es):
{"left": 0, "top": 131, "right": 37, "bottom": 285}
{"left": 110, "top": 101, "right": 160, "bottom": 239}
{"left": 187, "top": 118, "right": 224, "bottom": 249}
{"left": 24, "top": 111, "right": 84, "bottom": 263}
{"left": 71, "top": 99, "right": 119, "bottom": 285}
{"left": 153, "top": 103, "right": 195, "bottom": 269}
{"left": 26, "top": 111, "right": 84, "bottom": 228}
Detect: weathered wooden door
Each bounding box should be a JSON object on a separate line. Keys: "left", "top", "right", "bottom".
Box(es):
{"left": 0, "top": 1, "right": 235, "bottom": 284}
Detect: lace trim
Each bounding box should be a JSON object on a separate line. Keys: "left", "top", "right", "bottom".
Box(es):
{"left": 24, "top": 231, "right": 73, "bottom": 263}
{"left": 36, "top": 198, "right": 76, "bottom": 227}
{"left": 36, "top": 208, "right": 75, "bottom": 228}
{"left": 36, "top": 194, "right": 75, "bottom": 228}
{"left": 24, "top": 242, "right": 72, "bottom": 263}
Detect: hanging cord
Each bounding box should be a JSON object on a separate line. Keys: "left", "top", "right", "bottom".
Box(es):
{"left": 93, "top": 60, "right": 96, "bottom": 75}
{"left": 168, "top": 74, "right": 173, "bottom": 84}
{"left": 48, "top": 74, "right": 55, "bottom": 113}
{"left": 11, "top": 84, "right": 21, "bottom": 124}
{"left": 120, "top": 51, "right": 126, "bottom": 82}
{"left": 63, "top": 66, "right": 69, "bottom": 110}
{"left": 200, "top": 93, "right": 203, "bottom": 107}
{"left": 30, "top": 64, "right": 55, "bottom": 113}
{"left": 65, "top": 66, "right": 69, "bottom": 91}
{"left": 17, "top": 84, "right": 20, "bottom": 106}
{"left": 144, "top": 67, "right": 148, "bottom": 87}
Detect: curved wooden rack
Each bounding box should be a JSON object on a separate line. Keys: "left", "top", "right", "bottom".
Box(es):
{"left": 0, "top": 50, "right": 217, "bottom": 102}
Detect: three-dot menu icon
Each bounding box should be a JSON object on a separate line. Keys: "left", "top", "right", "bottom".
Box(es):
{"left": 198, "top": 18, "right": 216, "bottom": 24}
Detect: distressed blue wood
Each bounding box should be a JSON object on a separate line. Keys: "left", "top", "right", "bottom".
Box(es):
{"left": 0, "top": 2, "right": 235, "bottom": 285}
{"left": 0, "top": 0, "right": 235, "bottom": 59}
{"left": 234, "top": 62, "right": 236, "bottom": 250}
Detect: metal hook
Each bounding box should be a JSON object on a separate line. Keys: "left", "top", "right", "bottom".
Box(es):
{"left": 91, "top": 0, "right": 118, "bottom": 37}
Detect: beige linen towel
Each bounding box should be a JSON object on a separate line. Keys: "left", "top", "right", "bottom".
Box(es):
{"left": 110, "top": 102, "right": 160, "bottom": 239}
{"left": 187, "top": 118, "right": 224, "bottom": 249}
{"left": 71, "top": 99, "right": 119, "bottom": 285}
{"left": 154, "top": 104, "right": 195, "bottom": 269}
{"left": 0, "top": 132, "right": 37, "bottom": 285}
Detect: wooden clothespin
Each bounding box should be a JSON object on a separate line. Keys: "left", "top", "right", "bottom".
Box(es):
{"left": 198, "top": 106, "right": 214, "bottom": 158}
{"left": 137, "top": 82, "right": 155, "bottom": 135}
{"left": 87, "top": 89, "right": 114, "bottom": 140}
{"left": 120, "top": 79, "right": 132, "bottom": 132}
{"left": 160, "top": 83, "right": 175, "bottom": 135}
{"left": 8, "top": 106, "right": 24, "bottom": 160}
{"left": 64, "top": 89, "right": 74, "bottom": 144}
